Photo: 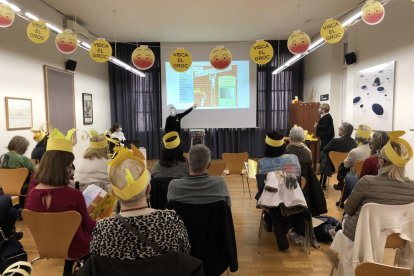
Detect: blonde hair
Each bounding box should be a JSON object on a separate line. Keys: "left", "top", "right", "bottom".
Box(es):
{"left": 320, "top": 103, "right": 330, "bottom": 113}
{"left": 109, "top": 158, "right": 148, "bottom": 206}
{"left": 83, "top": 135, "right": 109, "bottom": 160}
{"left": 378, "top": 141, "right": 410, "bottom": 182}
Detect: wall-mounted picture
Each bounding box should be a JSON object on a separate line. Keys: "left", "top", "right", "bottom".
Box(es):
{"left": 82, "top": 93, "right": 93, "bottom": 125}
{"left": 353, "top": 61, "right": 395, "bottom": 131}
{"left": 5, "top": 97, "right": 33, "bottom": 130}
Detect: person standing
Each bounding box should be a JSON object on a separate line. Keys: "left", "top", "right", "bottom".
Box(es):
{"left": 165, "top": 103, "right": 197, "bottom": 133}
{"left": 315, "top": 103, "right": 335, "bottom": 152}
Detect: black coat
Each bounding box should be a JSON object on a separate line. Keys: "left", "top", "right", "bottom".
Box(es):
{"left": 320, "top": 135, "right": 357, "bottom": 175}
{"left": 165, "top": 107, "right": 193, "bottom": 133}
{"left": 168, "top": 201, "right": 238, "bottom": 276}
{"left": 301, "top": 164, "right": 328, "bottom": 216}
{"left": 316, "top": 113, "right": 335, "bottom": 150}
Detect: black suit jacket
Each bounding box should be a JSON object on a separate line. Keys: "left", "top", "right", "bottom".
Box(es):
{"left": 316, "top": 113, "right": 335, "bottom": 150}
{"left": 320, "top": 135, "right": 357, "bottom": 175}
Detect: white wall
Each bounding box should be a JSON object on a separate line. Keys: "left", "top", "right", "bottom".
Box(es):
{"left": 303, "top": 0, "right": 414, "bottom": 178}
{"left": 0, "top": 4, "right": 111, "bottom": 168}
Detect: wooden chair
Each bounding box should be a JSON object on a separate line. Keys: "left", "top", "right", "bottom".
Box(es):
{"left": 183, "top": 152, "right": 189, "bottom": 160}
{"left": 328, "top": 151, "right": 349, "bottom": 187}
{"left": 355, "top": 262, "right": 412, "bottom": 276}
{"left": 207, "top": 161, "right": 226, "bottom": 176}
{"left": 0, "top": 168, "right": 29, "bottom": 196}
{"left": 22, "top": 209, "right": 81, "bottom": 263}
{"left": 222, "top": 152, "right": 250, "bottom": 198}
{"left": 353, "top": 160, "right": 364, "bottom": 178}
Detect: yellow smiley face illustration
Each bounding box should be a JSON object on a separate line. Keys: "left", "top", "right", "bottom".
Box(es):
{"left": 0, "top": 4, "right": 15, "bottom": 28}
{"left": 55, "top": 29, "right": 78, "bottom": 54}
{"left": 209, "top": 47, "right": 232, "bottom": 70}
{"left": 287, "top": 31, "right": 310, "bottom": 54}
{"left": 362, "top": 0, "right": 385, "bottom": 25}
{"left": 132, "top": 46, "right": 155, "bottom": 70}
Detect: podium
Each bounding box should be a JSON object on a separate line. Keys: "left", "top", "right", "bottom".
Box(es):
{"left": 189, "top": 129, "right": 205, "bottom": 147}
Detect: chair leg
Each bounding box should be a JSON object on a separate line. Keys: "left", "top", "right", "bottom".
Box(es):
{"left": 31, "top": 256, "right": 44, "bottom": 264}
{"left": 241, "top": 175, "right": 245, "bottom": 194}
{"left": 303, "top": 220, "right": 311, "bottom": 254}
{"left": 258, "top": 211, "right": 264, "bottom": 254}
{"left": 246, "top": 176, "right": 252, "bottom": 199}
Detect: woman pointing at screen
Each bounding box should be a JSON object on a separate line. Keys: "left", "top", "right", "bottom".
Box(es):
{"left": 165, "top": 103, "right": 197, "bottom": 133}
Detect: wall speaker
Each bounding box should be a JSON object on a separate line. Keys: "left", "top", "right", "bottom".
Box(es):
{"left": 344, "top": 52, "right": 357, "bottom": 65}
{"left": 65, "top": 59, "right": 77, "bottom": 71}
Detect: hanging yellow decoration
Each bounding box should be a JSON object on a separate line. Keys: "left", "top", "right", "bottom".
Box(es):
{"left": 55, "top": 29, "right": 78, "bottom": 54}
{"left": 27, "top": 19, "right": 50, "bottom": 44}
{"left": 361, "top": 0, "right": 385, "bottom": 25}
{"left": 169, "top": 48, "right": 192, "bottom": 72}
{"left": 320, "top": 19, "right": 344, "bottom": 44}
{"left": 250, "top": 40, "right": 273, "bottom": 65}
{"left": 209, "top": 46, "right": 232, "bottom": 70}
{"left": 287, "top": 31, "right": 310, "bottom": 55}
{"left": 0, "top": 4, "right": 15, "bottom": 28}
{"left": 131, "top": 45, "right": 155, "bottom": 70}
{"left": 89, "top": 38, "right": 112, "bottom": 63}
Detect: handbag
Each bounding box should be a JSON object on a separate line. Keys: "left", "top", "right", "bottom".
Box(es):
{"left": 0, "top": 239, "right": 28, "bottom": 273}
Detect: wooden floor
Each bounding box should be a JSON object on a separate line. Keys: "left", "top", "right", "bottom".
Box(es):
{"left": 16, "top": 164, "right": 395, "bottom": 275}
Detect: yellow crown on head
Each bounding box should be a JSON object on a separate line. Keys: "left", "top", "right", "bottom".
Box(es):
{"left": 31, "top": 128, "right": 46, "bottom": 143}
{"left": 108, "top": 147, "right": 149, "bottom": 201}
{"left": 356, "top": 124, "right": 372, "bottom": 139}
{"left": 46, "top": 128, "right": 76, "bottom": 153}
{"left": 265, "top": 135, "right": 284, "bottom": 148}
{"left": 88, "top": 129, "right": 108, "bottom": 149}
{"left": 163, "top": 131, "right": 180, "bottom": 149}
{"left": 383, "top": 131, "right": 413, "bottom": 167}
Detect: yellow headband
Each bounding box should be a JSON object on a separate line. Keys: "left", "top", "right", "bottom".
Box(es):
{"left": 383, "top": 131, "right": 413, "bottom": 167}
{"left": 108, "top": 147, "right": 149, "bottom": 201}
{"left": 31, "top": 129, "right": 46, "bottom": 143}
{"left": 356, "top": 125, "right": 372, "bottom": 139}
{"left": 163, "top": 131, "right": 180, "bottom": 149}
{"left": 46, "top": 128, "right": 76, "bottom": 153}
{"left": 265, "top": 135, "right": 284, "bottom": 148}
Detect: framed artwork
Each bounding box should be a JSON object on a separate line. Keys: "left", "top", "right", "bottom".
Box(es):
{"left": 82, "top": 93, "right": 93, "bottom": 125}
{"left": 5, "top": 97, "right": 33, "bottom": 130}
{"left": 353, "top": 61, "right": 395, "bottom": 131}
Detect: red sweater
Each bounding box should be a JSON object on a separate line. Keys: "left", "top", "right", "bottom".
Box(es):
{"left": 25, "top": 186, "right": 96, "bottom": 259}
{"left": 360, "top": 155, "right": 379, "bottom": 177}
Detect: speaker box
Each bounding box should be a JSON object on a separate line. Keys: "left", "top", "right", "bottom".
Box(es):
{"left": 344, "top": 52, "right": 357, "bottom": 65}
{"left": 65, "top": 59, "right": 77, "bottom": 71}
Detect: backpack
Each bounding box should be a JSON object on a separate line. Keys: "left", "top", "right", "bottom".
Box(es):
{"left": 0, "top": 239, "right": 28, "bottom": 273}
{"left": 313, "top": 215, "right": 340, "bottom": 243}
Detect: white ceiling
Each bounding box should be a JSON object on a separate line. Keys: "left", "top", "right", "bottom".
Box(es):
{"left": 39, "top": 0, "right": 364, "bottom": 43}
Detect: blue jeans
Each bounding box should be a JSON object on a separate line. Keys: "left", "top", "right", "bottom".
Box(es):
{"left": 343, "top": 173, "right": 359, "bottom": 202}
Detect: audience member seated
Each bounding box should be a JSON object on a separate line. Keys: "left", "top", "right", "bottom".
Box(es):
{"left": 151, "top": 131, "right": 188, "bottom": 179}
{"left": 336, "top": 124, "right": 372, "bottom": 206}
{"left": 25, "top": 128, "right": 96, "bottom": 276}
{"left": 90, "top": 147, "right": 190, "bottom": 260}
{"left": 0, "top": 136, "right": 34, "bottom": 208}
{"left": 342, "top": 131, "right": 414, "bottom": 241}
{"left": 110, "top": 123, "right": 126, "bottom": 143}
{"left": 286, "top": 127, "right": 327, "bottom": 216}
{"left": 319, "top": 122, "right": 357, "bottom": 189}
{"left": 0, "top": 195, "right": 23, "bottom": 241}
{"left": 167, "top": 144, "right": 231, "bottom": 207}
{"left": 74, "top": 131, "right": 110, "bottom": 191}
{"left": 30, "top": 128, "right": 48, "bottom": 162}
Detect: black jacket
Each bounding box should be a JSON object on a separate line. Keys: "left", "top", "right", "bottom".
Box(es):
{"left": 77, "top": 253, "right": 204, "bottom": 276}
{"left": 165, "top": 107, "right": 193, "bottom": 133}
{"left": 168, "top": 201, "right": 238, "bottom": 276}
{"left": 301, "top": 164, "right": 328, "bottom": 216}
{"left": 316, "top": 113, "right": 335, "bottom": 150}
{"left": 321, "top": 135, "right": 357, "bottom": 175}
{"left": 149, "top": 177, "right": 176, "bottom": 209}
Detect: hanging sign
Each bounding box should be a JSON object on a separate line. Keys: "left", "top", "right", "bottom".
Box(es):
{"left": 361, "top": 0, "right": 385, "bottom": 25}
{"left": 55, "top": 29, "right": 78, "bottom": 54}
{"left": 169, "top": 48, "right": 192, "bottom": 72}
{"left": 287, "top": 31, "right": 311, "bottom": 55}
{"left": 209, "top": 46, "right": 232, "bottom": 70}
{"left": 131, "top": 45, "right": 155, "bottom": 70}
{"left": 89, "top": 38, "right": 112, "bottom": 62}
{"left": 0, "top": 4, "right": 15, "bottom": 28}
{"left": 27, "top": 20, "right": 50, "bottom": 44}
{"left": 250, "top": 40, "right": 273, "bottom": 65}
{"left": 320, "top": 19, "right": 344, "bottom": 44}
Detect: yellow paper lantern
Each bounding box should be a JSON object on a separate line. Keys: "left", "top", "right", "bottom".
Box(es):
{"left": 0, "top": 4, "right": 15, "bottom": 28}
{"left": 250, "top": 40, "right": 273, "bottom": 65}
{"left": 55, "top": 29, "right": 78, "bottom": 54}
{"left": 320, "top": 19, "right": 344, "bottom": 44}
{"left": 169, "top": 48, "right": 192, "bottom": 72}
{"left": 27, "top": 20, "right": 50, "bottom": 44}
{"left": 209, "top": 46, "right": 232, "bottom": 70}
{"left": 89, "top": 38, "right": 112, "bottom": 63}
{"left": 131, "top": 45, "right": 155, "bottom": 70}
{"left": 287, "top": 31, "right": 310, "bottom": 55}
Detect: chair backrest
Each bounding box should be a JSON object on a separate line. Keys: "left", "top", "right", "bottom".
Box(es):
{"left": 328, "top": 151, "right": 349, "bottom": 172}
{"left": 22, "top": 209, "right": 82, "bottom": 259}
{"left": 207, "top": 161, "right": 226, "bottom": 176}
{"left": 353, "top": 160, "right": 364, "bottom": 178}
{"left": 300, "top": 176, "right": 306, "bottom": 190}
{"left": 183, "top": 152, "right": 189, "bottom": 160}
{"left": 0, "top": 168, "right": 29, "bottom": 196}
{"left": 149, "top": 177, "right": 176, "bottom": 209}
{"left": 385, "top": 233, "right": 405, "bottom": 249}
{"left": 355, "top": 262, "right": 412, "bottom": 276}
{"left": 222, "top": 152, "right": 249, "bottom": 174}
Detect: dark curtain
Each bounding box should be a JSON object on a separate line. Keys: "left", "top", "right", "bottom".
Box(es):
{"left": 108, "top": 42, "right": 161, "bottom": 159}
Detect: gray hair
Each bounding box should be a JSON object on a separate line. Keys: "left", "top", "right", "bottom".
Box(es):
{"left": 188, "top": 144, "right": 211, "bottom": 173}
{"left": 289, "top": 126, "right": 305, "bottom": 143}
{"left": 341, "top": 122, "right": 354, "bottom": 136}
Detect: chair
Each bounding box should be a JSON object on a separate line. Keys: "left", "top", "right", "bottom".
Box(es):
{"left": 222, "top": 152, "right": 250, "bottom": 198}
{"left": 168, "top": 200, "right": 238, "bottom": 276}
{"left": 207, "top": 161, "right": 226, "bottom": 176}
{"left": 22, "top": 209, "right": 81, "bottom": 263}
{"left": 338, "top": 160, "right": 365, "bottom": 208}
{"left": 0, "top": 168, "right": 29, "bottom": 196}
{"left": 328, "top": 151, "right": 349, "bottom": 187}
{"left": 149, "top": 177, "right": 176, "bottom": 209}
{"left": 355, "top": 262, "right": 412, "bottom": 276}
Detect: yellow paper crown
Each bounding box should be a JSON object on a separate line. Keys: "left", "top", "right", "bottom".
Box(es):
{"left": 356, "top": 124, "right": 372, "bottom": 139}
{"left": 383, "top": 131, "right": 413, "bottom": 167}
{"left": 265, "top": 135, "right": 284, "bottom": 148}
{"left": 46, "top": 128, "right": 76, "bottom": 153}
{"left": 88, "top": 129, "right": 108, "bottom": 149}
{"left": 31, "top": 128, "right": 46, "bottom": 143}
{"left": 163, "top": 131, "right": 180, "bottom": 149}
{"left": 108, "top": 147, "right": 149, "bottom": 201}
